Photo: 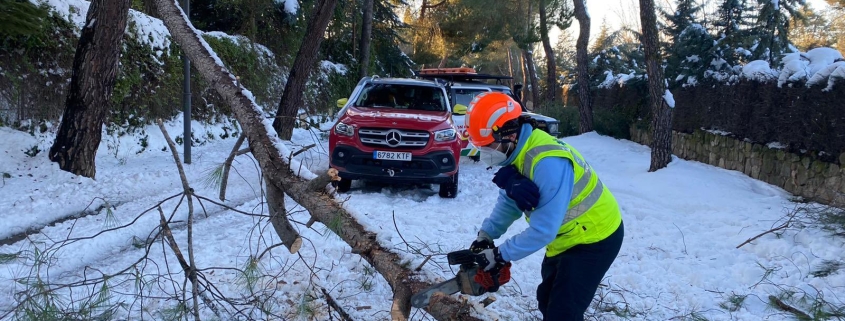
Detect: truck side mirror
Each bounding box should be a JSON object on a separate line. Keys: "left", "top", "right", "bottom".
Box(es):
{"left": 336, "top": 98, "right": 348, "bottom": 108}
{"left": 452, "top": 104, "right": 467, "bottom": 115}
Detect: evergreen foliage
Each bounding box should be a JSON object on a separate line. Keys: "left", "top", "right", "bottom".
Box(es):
{"left": 661, "top": 0, "right": 702, "bottom": 44}
{"left": 0, "top": 0, "right": 49, "bottom": 37}
{"left": 590, "top": 20, "right": 613, "bottom": 55}
{"left": 751, "top": 0, "right": 804, "bottom": 64}
{"left": 661, "top": 0, "right": 708, "bottom": 87}
{"left": 668, "top": 24, "right": 715, "bottom": 87}
{"left": 437, "top": 0, "right": 513, "bottom": 61}
{"left": 590, "top": 43, "right": 646, "bottom": 88}
{"left": 0, "top": 7, "right": 76, "bottom": 126}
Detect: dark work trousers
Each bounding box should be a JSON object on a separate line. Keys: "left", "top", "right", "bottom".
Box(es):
{"left": 536, "top": 221, "right": 624, "bottom": 321}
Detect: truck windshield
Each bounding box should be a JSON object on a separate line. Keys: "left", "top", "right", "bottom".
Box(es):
{"left": 355, "top": 84, "right": 447, "bottom": 112}
{"left": 453, "top": 88, "right": 489, "bottom": 106}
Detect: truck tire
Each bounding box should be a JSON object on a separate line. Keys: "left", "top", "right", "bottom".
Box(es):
{"left": 438, "top": 172, "right": 459, "bottom": 198}
{"left": 336, "top": 177, "right": 352, "bottom": 193}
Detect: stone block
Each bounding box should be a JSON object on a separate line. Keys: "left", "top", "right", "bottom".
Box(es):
{"left": 839, "top": 152, "right": 845, "bottom": 165}
{"left": 780, "top": 162, "right": 792, "bottom": 177}
{"left": 796, "top": 166, "right": 809, "bottom": 186}
{"left": 783, "top": 176, "right": 796, "bottom": 193}
{"left": 801, "top": 156, "right": 811, "bottom": 169}
{"left": 752, "top": 165, "right": 761, "bottom": 179}
{"left": 776, "top": 150, "right": 786, "bottom": 161}
{"left": 812, "top": 160, "right": 827, "bottom": 174}
{"left": 762, "top": 158, "right": 774, "bottom": 174}
{"left": 825, "top": 175, "right": 841, "bottom": 189}
{"left": 828, "top": 163, "right": 841, "bottom": 177}
{"left": 744, "top": 159, "right": 753, "bottom": 175}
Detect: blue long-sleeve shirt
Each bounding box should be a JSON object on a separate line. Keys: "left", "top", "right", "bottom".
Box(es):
{"left": 480, "top": 124, "right": 575, "bottom": 262}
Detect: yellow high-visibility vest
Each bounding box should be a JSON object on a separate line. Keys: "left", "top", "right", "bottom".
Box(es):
{"left": 512, "top": 130, "right": 622, "bottom": 257}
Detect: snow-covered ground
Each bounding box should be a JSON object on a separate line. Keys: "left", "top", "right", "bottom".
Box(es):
{"left": 1, "top": 121, "right": 843, "bottom": 320}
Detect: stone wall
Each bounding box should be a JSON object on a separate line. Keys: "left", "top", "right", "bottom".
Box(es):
{"left": 630, "top": 127, "right": 845, "bottom": 205}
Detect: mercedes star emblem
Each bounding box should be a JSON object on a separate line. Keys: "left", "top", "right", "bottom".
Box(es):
{"left": 386, "top": 130, "right": 402, "bottom": 147}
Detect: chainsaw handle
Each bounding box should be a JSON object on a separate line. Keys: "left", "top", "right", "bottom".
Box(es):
{"left": 447, "top": 249, "right": 482, "bottom": 265}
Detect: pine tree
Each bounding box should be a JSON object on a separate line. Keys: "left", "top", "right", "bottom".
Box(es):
{"left": 662, "top": 0, "right": 706, "bottom": 86}
{"left": 751, "top": 0, "right": 803, "bottom": 64}
{"left": 708, "top": 0, "right": 755, "bottom": 79}
{"left": 590, "top": 19, "right": 612, "bottom": 54}
{"left": 670, "top": 24, "right": 714, "bottom": 87}
{"left": 662, "top": 0, "right": 701, "bottom": 42}
{"left": 0, "top": 0, "right": 48, "bottom": 37}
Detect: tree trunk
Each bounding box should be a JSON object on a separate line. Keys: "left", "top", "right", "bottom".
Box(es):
{"left": 48, "top": 0, "right": 131, "bottom": 179}
{"left": 153, "top": 0, "right": 481, "bottom": 318}
{"left": 539, "top": 1, "right": 557, "bottom": 103}
{"left": 153, "top": 0, "right": 302, "bottom": 253}
{"left": 283, "top": 172, "right": 483, "bottom": 321}
{"left": 272, "top": 0, "right": 338, "bottom": 140}
{"left": 520, "top": 50, "right": 527, "bottom": 103}
{"left": 523, "top": 49, "right": 541, "bottom": 110}
{"left": 359, "top": 0, "right": 374, "bottom": 79}
{"left": 143, "top": 0, "right": 158, "bottom": 18}
{"left": 639, "top": 0, "right": 673, "bottom": 171}
{"left": 573, "top": 0, "right": 594, "bottom": 133}
{"left": 507, "top": 48, "right": 514, "bottom": 80}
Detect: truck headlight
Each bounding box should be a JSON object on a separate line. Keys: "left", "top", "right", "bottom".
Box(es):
{"left": 548, "top": 123, "right": 559, "bottom": 134}
{"left": 334, "top": 121, "right": 354, "bottom": 136}
{"left": 434, "top": 128, "right": 456, "bottom": 141}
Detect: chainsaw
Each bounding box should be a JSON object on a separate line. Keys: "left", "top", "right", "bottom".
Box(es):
{"left": 411, "top": 249, "right": 496, "bottom": 308}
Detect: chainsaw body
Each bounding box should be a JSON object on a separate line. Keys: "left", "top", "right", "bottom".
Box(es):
{"left": 448, "top": 249, "right": 488, "bottom": 296}
{"left": 410, "top": 249, "right": 487, "bottom": 308}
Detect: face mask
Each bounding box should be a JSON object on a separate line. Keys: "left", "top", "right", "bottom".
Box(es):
{"left": 478, "top": 142, "right": 513, "bottom": 167}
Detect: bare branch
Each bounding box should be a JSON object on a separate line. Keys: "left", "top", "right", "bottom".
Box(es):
{"left": 157, "top": 119, "right": 200, "bottom": 320}
{"left": 220, "top": 134, "right": 247, "bottom": 200}
{"left": 321, "top": 286, "right": 354, "bottom": 321}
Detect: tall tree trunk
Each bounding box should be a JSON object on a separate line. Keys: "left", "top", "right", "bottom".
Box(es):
{"left": 639, "top": 0, "right": 673, "bottom": 171}
{"left": 272, "top": 0, "right": 338, "bottom": 140}
{"left": 153, "top": 1, "right": 481, "bottom": 318}
{"left": 48, "top": 0, "right": 131, "bottom": 178}
{"left": 359, "top": 0, "right": 374, "bottom": 79}
{"left": 143, "top": 0, "right": 158, "bottom": 18}
{"left": 520, "top": 50, "right": 527, "bottom": 102}
{"left": 153, "top": 0, "right": 302, "bottom": 253}
{"left": 539, "top": 1, "right": 557, "bottom": 103}
{"left": 523, "top": 49, "right": 541, "bottom": 110}
{"left": 573, "top": 0, "right": 594, "bottom": 133}
{"left": 507, "top": 47, "right": 514, "bottom": 80}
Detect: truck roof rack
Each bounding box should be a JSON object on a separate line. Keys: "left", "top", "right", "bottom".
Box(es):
{"left": 414, "top": 68, "right": 514, "bottom": 82}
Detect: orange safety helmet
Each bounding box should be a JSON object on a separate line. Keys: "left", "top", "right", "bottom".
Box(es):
{"left": 465, "top": 92, "right": 522, "bottom": 147}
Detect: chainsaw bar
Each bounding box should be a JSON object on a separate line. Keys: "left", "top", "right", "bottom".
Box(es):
{"left": 411, "top": 277, "right": 461, "bottom": 308}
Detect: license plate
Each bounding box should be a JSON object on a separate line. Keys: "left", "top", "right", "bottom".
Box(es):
{"left": 373, "top": 151, "right": 412, "bottom": 161}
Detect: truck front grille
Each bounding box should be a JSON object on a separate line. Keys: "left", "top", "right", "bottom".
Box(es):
{"left": 359, "top": 128, "right": 429, "bottom": 149}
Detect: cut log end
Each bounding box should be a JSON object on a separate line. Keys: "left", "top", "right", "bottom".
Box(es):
{"left": 289, "top": 237, "right": 302, "bottom": 254}
{"left": 390, "top": 299, "right": 408, "bottom": 321}
{"left": 328, "top": 168, "right": 341, "bottom": 181}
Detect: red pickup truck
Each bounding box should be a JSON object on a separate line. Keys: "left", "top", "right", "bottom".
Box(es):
{"left": 328, "top": 76, "right": 461, "bottom": 198}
